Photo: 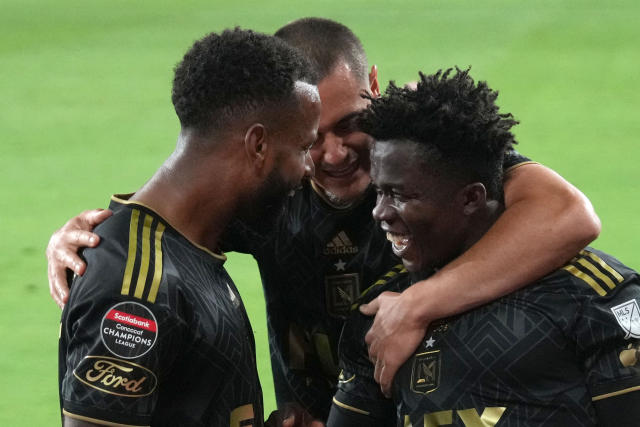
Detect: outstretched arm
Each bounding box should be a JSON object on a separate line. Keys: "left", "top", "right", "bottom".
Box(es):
{"left": 46, "top": 209, "right": 112, "bottom": 308}
{"left": 361, "top": 162, "right": 601, "bottom": 395}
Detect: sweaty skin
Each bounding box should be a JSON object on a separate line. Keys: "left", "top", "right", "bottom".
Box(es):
{"left": 46, "top": 63, "right": 600, "bottom": 399}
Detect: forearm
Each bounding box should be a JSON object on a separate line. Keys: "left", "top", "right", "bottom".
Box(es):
{"left": 407, "top": 163, "right": 601, "bottom": 323}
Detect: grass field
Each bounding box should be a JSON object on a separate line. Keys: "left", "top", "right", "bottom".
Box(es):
{"left": 1, "top": 0, "right": 638, "bottom": 424}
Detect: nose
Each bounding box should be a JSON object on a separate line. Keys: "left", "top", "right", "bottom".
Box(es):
{"left": 322, "top": 133, "right": 348, "bottom": 165}
{"left": 372, "top": 193, "right": 394, "bottom": 222}
{"left": 304, "top": 151, "right": 315, "bottom": 178}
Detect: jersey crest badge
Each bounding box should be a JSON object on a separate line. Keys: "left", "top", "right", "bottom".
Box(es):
{"left": 410, "top": 350, "right": 440, "bottom": 395}
{"left": 611, "top": 299, "right": 640, "bottom": 339}
{"left": 325, "top": 273, "right": 359, "bottom": 318}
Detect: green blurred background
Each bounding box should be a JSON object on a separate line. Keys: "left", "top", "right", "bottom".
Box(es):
{"left": 1, "top": 0, "right": 638, "bottom": 424}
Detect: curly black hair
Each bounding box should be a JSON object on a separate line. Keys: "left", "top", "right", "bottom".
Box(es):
{"left": 172, "top": 28, "right": 317, "bottom": 134}
{"left": 274, "top": 17, "right": 368, "bottom": 82}
{"left": 358, "top": 67, "right": 518, "bottom": 199}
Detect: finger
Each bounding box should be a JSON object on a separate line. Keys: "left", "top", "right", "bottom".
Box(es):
{"left": 359, "top": 297, "right": 380, "bottom": 316}
{"left": 55, "top": 248, "right": 87, "bottom": 275}
{"left": 63, "top": 229, "right": 100, "bottom": 249}
{"left": 379, "top": 362, "right": 396, "bottom": 398}
{"left": 48, "top": 263, "right": 69, "bottom": 309}
{"left": 365, "top": 331, "right": 379, "bottom": 362}
{"left": 373, "top": 357, "right": 383, "bottom": 385}
{"left": 81, "top": 208, "right": 113, "bottom": 227}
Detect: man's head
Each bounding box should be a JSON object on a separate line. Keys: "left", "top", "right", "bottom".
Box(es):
{"left": 171, "top": 28, "right": 321, "bottom": 226}
{"left": 359, "top": 68, "right": 518, "bottom": 273}
{"left": 276, "top": 18, "right": 380, "bottom": 207}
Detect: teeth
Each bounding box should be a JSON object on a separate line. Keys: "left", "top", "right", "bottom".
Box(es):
{"left": 386, "top": 232, "right": 409, "bottom": 251}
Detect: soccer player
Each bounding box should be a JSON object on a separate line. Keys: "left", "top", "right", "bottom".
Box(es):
{"left": 48, "top": 19, "right": 601, "bottom": 420}
{"left": 328, "top": 68, "right": 640, "bottom": 426}
{"left": 58, "top": 29, "right": 323, "bottom": 426}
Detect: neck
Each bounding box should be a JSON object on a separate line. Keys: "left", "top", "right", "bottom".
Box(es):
{"left": 131, "top": 135, "right": 242, "bottom": 252}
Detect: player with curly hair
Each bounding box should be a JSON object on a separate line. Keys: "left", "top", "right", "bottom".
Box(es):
{"left": 328, "top": 68, "right": 640, "bottom": 426}
{"left": 49, "top": 18, "right": 601, "bottom": 421}
{"left": 58, "top": 28, "right": 322, "bottom": 427}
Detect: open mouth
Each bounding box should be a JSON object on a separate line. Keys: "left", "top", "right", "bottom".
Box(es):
{"left": 386, "top": 232, "right": 410, "bottom": 254}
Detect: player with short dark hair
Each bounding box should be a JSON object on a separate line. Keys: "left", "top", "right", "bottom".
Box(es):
{"left": 329, "top": 69, "right": 640, "bottom": 426}
{"left": 49, "top": 18, "right": 601, "bottom": 421}
{"left": 58, "top": 28, "right": 321, "bottom": 426}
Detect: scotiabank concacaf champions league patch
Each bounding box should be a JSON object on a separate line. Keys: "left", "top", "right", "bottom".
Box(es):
{"left": 100, "top": 301, "right": 158, "bottom": 359}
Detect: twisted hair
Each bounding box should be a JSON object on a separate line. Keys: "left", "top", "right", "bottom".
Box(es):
{"left": 358, "top": 67, "right": 518, "bottom": 199}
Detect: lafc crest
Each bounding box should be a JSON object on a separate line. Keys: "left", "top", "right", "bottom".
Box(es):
{"left": 325, "top": 273, "right": 359, "bottom": 318}
{"left": 410, "top": 350, "right": 440, "bottom": 394}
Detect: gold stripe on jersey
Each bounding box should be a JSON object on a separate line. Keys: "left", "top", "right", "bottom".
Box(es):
{"left": 576, "top": 258, "right": 617, "bottom": 290}
{"left": 563, "top": 265, "right": 607, "bottom": 296}
{"left": 353, "top": 264, "right": 408, "bottom": 310}
{"left": 581, "top": 250, "right": 624, "bottom": 283}
{"left": 563, "top": 250, "right": 624, "bottom": 296}
{"left": 121, "top": 209, "right": 140, "bottom": 296}
{"left": 332, "top": 397, "right": 370, "bottom": 415}
{"left": 62, "top": 409, "right": 149, "bottom": 427}
{"left": 147, "top": 222, "right": 165, "bottom": 304}
{"left": 592, "top": 384, "right": 640, "bottom": 401}
{"left": 134, "top": 214, "right": 154, "bottom": 299}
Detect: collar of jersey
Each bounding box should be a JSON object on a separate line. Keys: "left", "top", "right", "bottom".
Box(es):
{"left": 111, "top": 193, "right": 227, "bottom": 263}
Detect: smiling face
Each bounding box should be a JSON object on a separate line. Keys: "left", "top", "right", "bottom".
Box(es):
{"left": 370, "top": 139, "right": 469, "bottom": 273}
{"left": 310, "top": 61, "right": 375, "bottom": 206}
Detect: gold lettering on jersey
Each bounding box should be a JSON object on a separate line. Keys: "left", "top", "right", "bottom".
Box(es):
{"left": 410, "top": 351, "right": 440, "bottom": 394}
{"left": 73, "top": 355, "right": 157, "bottom": 397}
{"left": 230, "top": 404, "right": 254, "bottom": 427}
{"left": 457, "top": 407, "right": 507, "bottom": 426}
{"left": 403, "top": 407, "right": 506, "bottom": 427}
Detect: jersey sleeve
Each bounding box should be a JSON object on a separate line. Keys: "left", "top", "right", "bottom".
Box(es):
{"left": 568, "top": 250, "right": 640, "bottom": 424}
{"left": 330, "top": 270, "right": 408, "bottom": 426}
{"left": 502, "top": 149, "right": 532, "bottom": 171}
{"left": 330, "top": 308, "right": 395, "bottom": 426}
{"left": 59, "top": 235, "right": 186, "bottom": 426}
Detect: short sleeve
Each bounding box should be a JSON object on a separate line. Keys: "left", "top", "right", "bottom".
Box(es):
{"left": 331, "top": 308, "right": 395, "bottom": 425}
{"left": 570, "top": 253, "right": 640, "bottom": 423}
{"left": 59, "top": 242, "right": 185, "bottom": 426}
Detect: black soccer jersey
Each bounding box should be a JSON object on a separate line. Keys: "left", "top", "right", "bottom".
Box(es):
{"left": 331, "top": 249, "right": 640, "bottom": 426}
{"left": 59, "top": 196, "right": 263, "bottom": 426}
{"left": 223, "top": 151, "right": 531, "bottom": 420}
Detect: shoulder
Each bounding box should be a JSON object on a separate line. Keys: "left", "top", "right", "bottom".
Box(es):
{"left": 537, "top": 248, "right": 638, "bottom": 298}
{"left": 355, "top": 263, "right": 410, "bottom": 307}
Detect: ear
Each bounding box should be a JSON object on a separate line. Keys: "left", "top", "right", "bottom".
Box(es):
{"left": 243, "top": 123, "right": 268, "bottom": 168}
{"left": 458, "top": 182, "right": 487, "bottom": 216}
{"left": 369, "top": 65, "right": 380, "bottom": 98}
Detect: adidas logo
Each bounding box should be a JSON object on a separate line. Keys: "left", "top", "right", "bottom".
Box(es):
{"left": 324, "top": 231, "right": 359, "bottom": 255}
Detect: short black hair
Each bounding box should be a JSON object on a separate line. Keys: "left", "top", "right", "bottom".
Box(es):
{"left": 358, "top": 68, "right": 518, "bottom": 199}
{"left": 172, "top": 28, "right": 317, "bottom": 134}
{"left": 274, "top": 17, "right": 367, "bottom": 82}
